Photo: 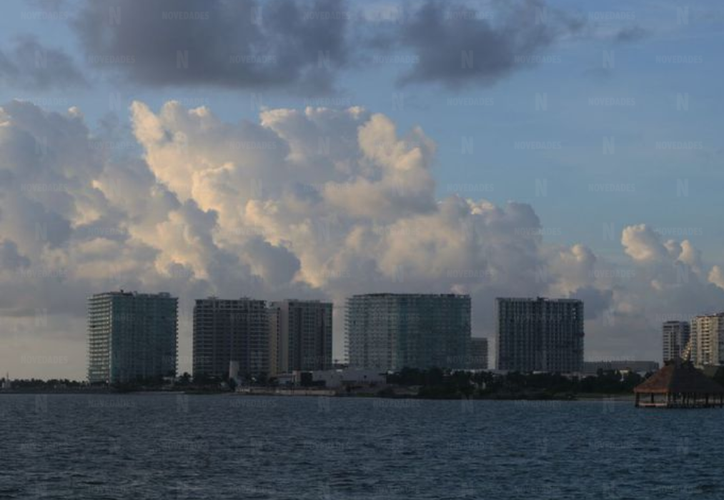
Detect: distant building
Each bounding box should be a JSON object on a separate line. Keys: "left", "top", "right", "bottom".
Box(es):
{"left": 346, "top": 293, "right": 471, "bottom": 372}
{"left": 663, "top": 321, "right": 691, "bottom": 362}
{"left": 277, "top": 369, "right": 386, "bottom": 389}
{"left": 691, "top": 313, "right": 724, "bottom": 368}
{"left": 88, "top": 291, "right": 178, "bottom": 384}
{"left": 311, "top": 369, "right": 386, "bottom": 388}
{"left": 582, "top": 361, "right": 659, "bottom": 375}
{"left": 496, "top": 297, "right": 584, "bottom": 373}
{"left": 468, "top": 337, "right": 489, "bottom": 369}
{"left": 268, "top": 300, "right": 333, "bottom": 375}
{"left": 193, "top": 297, "right": 269, "bottom": 379}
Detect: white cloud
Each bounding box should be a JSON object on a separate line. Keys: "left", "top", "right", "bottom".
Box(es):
{"left": 708, "top": 266, "right": 724, "bottom": 290}
{"left": 622, "top": 223, "right": 668, "bottom": 262}
{"left": 2, "top": 99, "right": 724, "bottom": 378}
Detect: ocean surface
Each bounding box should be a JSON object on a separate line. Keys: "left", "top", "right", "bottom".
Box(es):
{"left": 1, "top": 394, "right": 723, "bottom": 499}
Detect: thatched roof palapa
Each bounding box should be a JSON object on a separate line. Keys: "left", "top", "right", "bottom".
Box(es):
{"left": 634, "top": 360, "right": 724, "bottom": 395}
{"left": 633, "top": 355, "right": 724, "bottom": 408}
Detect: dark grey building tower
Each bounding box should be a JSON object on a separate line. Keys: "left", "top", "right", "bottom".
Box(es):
{"left": 468, "top": 337, "right": 489, "bottom": 369}
{"left": 193, "top": 297, "right": 269, "bottom": 379}
{"left": 496, "top": 297, "right": 584, "bottom": 373}
{"left": 268, "top": 300, "right": 333, "bottom": 375}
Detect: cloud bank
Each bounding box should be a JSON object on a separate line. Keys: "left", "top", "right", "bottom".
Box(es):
{"left": 63, "top": 0, "right": 585, "bottom": 93}
{"left": 1, "top": 99, "right": 724, "bottom": 378}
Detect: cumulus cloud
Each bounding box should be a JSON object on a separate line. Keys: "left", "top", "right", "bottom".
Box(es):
{"left": 3, "top": 97, "right": 724, "bottom": 377}
{"left": 0, "top": 36, "right": 86, "bottom": 90}
{"left": 709, "top": 266, "right": 724, "bottom": 290}
{"left": 0, "top": 98, "right": 557, "bottom": 376}
{"left": 622, "top": 224, "right": 669, "bottom": 263}
{"left": 578, "top": 224, "right": 724, "bottom": 361}
{"left": 72, "top": 0, "right": 349, "bottom": 94}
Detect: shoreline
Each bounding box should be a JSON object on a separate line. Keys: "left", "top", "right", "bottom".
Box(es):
{"left": 0, "top": 389, "right": 636, "bottom": 401}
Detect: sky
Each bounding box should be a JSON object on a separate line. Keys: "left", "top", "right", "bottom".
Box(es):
{"left": 0, "top": 0, "right": 723, "bottom": 379}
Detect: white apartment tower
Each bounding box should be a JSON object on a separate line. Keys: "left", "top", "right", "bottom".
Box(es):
{"left": 662, "top": 320, "right": 691, "bottom": 362}
{"left": 691, "top": 314, "right": 724, "bottom": 368}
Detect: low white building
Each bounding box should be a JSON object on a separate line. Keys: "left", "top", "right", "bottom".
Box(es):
{"left": 691, "top": 314, "right": 724, "bottom": 367}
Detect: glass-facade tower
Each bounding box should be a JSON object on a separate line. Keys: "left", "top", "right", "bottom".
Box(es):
{"left": 87, "top": 291, "right": 178, "bottom": 384}
{"left": 346, "top": 293, "right": 471, "bottom": 371}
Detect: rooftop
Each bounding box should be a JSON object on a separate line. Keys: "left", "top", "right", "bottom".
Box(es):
{"left": 90, "top": 290, "right": 173, "bottom": 298}
{"left": 496, "top": 297, "right": 582, "bottom": 303}
{"left": 634, "top": 360, "right": 724, "bottom": 395}
{"left": 350, "top": 293, "right": 469, "bottom": 298}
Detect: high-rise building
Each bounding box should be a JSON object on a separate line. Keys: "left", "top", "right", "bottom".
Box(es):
{"left": 87, "top": 291, "right": 178, "bottom": 384}
{"left": 662, "top": 321, "right": 691, "bottom": 362}
{"left": 346, "top": 293, "right": 471, "bottom": 372}
{"left": 496, "top": 297, "right": 584, "bottom": 373}
{"left": 193, "top": 297, "right": 269, "bottom": 379}
{"left": 468, "top": 337, "right": 489, "bottom": 369}
{"left": 691, "top": 314, "right": 724, "bottom": 367}
{"left": 268, "top": 300, "right": 333, "bottom": 375}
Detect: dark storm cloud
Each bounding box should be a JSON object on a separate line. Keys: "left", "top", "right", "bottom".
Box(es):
{"left": 569, "top": 286, "right": 613, "bottom": 320}
{"left": 615, "top": 25, "right": 648, "bottom": 43}
{"left": 0, "top": 240, "right": 31, "bottom": 270}
{"left": 0, "top": 36, "right": 86, "bottom": 90}
{"left": 392, "top": 0, "right": 582, "bottom": 89}
{"left": 72, "top": 0, "right": 348, "bottom": 94}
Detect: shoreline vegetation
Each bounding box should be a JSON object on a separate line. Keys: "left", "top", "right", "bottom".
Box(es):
{"left": 0, "top": 389, "right": 634, "bottom": 401}
{"left": 0, "top": 369, "right": 657, "bottom": 401}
